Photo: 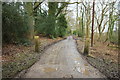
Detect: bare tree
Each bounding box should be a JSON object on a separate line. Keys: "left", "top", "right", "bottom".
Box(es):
{"left": 95, "top": 1, "right": 109, "bottom": 40}
{"left": 106, "top": 1, "right": 118, "bottom": 42}
{"left": 82, "top": 1, "right": 91, "bottom": 55}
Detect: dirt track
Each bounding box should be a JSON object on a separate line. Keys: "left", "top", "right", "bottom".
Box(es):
{"left": 22, "top": 36, "right": 105, "bottom": 78}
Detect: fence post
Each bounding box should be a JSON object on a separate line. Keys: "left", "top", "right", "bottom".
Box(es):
{"left": 34, "top": 36, "right": 39, "bottom": 52}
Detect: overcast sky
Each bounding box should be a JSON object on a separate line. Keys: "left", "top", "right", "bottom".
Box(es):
{"left": 66, "top": 0, "right": 119, "bottom": 32}
{"left": 2, "top": 0, "right": 119, "bottom": 32}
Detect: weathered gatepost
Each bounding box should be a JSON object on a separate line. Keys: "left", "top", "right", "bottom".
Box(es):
{"left": 34, "top": 36, "right": 39, "bottom": 52}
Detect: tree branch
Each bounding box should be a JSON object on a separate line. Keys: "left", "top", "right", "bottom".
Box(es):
{"left": 34, "top": 0, "right": 45, "bottom": 10}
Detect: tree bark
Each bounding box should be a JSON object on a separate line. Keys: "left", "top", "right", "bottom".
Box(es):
{"left": 24, "top": 3, "right": 34, "bottom": 41}
{"left": 91, "top": 0, "right": 95, "bottom": 47}
{"left": 118, "top": 2, "right": 120, "bottom": 48}
{"left": 84, "top": 4, "right": 91, "bottom": 55}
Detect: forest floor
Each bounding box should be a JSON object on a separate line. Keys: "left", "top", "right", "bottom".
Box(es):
{"left": 75, "top": 37, "right": 118, "bottom": 78}
{"left": 17, "top": 36, "right": 105, "bottom": 78}
{"left": 2, "top": 36, "right": 118, "bottom": 78}
{"left": 2, "top": 36, "right": 63, "bottom": 78}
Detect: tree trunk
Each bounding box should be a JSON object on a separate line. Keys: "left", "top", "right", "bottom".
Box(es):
{"left": 76, "top": 1, "right": 78, "bottom": 28}
{"left": 28, "top": 16, "right": 34, "bottom": 40}
{"left": 84, "top": 6, "right": 90, "bottom": 55}
{"left": 81, "top": 8, "right": 84, "bottom": 37}
{"left": 118, "top": 2, "right": 120, "bottom": 48}
{"left": 76, "top": 1, "right": 79, "bottom": 36}
{"left": 48, "top": 2, "right": 57, "bottom": 38}
{"left": 24, "top": 3, "right": 34, "bottom": 41}
{"left": 91, "top": 0, "right": 95, "bottom": 47}
{"left": 84, "top": 38, "right": 90, "bottom": 55}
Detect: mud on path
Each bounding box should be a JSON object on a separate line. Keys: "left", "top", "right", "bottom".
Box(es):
{"left": 22, "top": 36, "right": 105, "bottom": 78}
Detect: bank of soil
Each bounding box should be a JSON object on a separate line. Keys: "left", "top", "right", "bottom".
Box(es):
{"left": 2, "top": 36, "right": 63, "bottom": 78}
{"left": 76, "top": 37, "right": 118, "bottom": 78}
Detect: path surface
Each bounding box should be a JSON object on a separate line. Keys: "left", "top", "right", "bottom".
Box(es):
{"left": 23, "top": 36, "right": 105, "bottom": 78}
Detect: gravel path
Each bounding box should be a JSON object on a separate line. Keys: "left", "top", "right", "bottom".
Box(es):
{"left": 22, "top": 36, "right": 105, "bottom": 78}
